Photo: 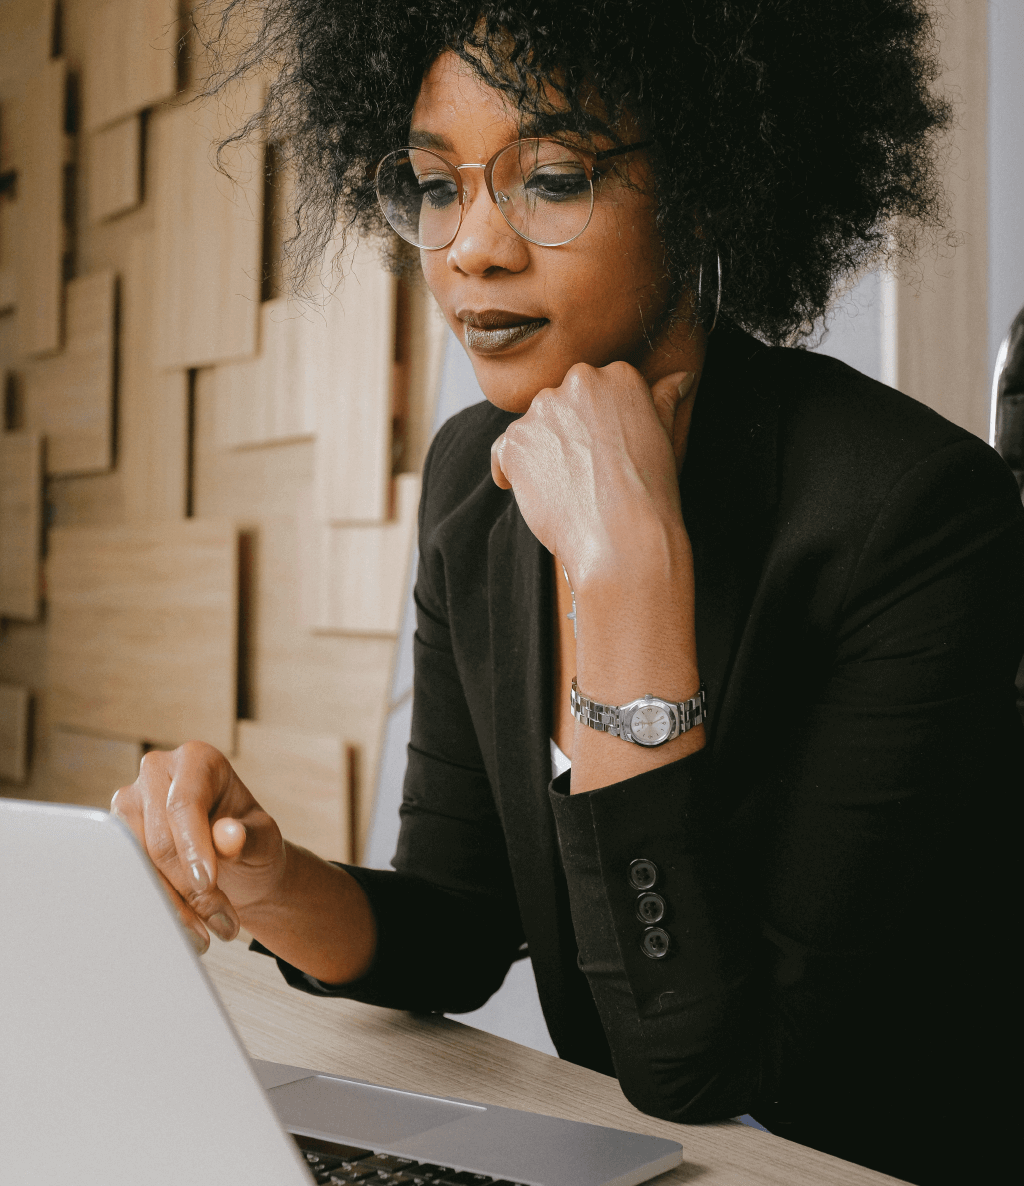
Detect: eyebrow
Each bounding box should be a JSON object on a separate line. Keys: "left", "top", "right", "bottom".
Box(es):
{"left": 407, "top": 114, "right": 593, "bottom": 156}
{"left": 408, "top": 130, "right": 453, "bottom": 151}
{"left": 517, "top": 112, "right": 581, "bottom": 140}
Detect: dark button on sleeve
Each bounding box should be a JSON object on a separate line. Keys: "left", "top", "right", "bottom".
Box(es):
{"left": 641, "top": 926, "right": 671, "bottom": 959}
{"left": 635, "top": 892, "right": 666, "bottom": 923}
{"left": 629, "top": 858, "right": 659, "bottom": 890}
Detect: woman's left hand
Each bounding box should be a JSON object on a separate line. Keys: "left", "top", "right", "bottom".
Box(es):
{"left": 490, "top": 361, "right": 699, "bottom": 587}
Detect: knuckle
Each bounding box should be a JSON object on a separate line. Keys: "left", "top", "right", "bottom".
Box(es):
{"left": 149, "top": 831, "right": 179, "bottom": 869}
{"left": 174, "top": 739, "right": 221, "bottom": 767}
{"left": 184, "top": 886, "right": 214, "bottom": 913}
{"left": 138, "top": 749, "right": 168, "bottom": 777}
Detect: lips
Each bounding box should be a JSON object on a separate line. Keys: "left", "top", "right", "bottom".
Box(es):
{"left": 458, "top": 308, "right": 549, "bottom": 354}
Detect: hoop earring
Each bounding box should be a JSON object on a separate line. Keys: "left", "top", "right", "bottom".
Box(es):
{"left": 696, "top": 249, "right": 723, "bottom": 334}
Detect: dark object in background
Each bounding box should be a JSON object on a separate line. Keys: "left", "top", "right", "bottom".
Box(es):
{"left": 994, "top": 305, "right": 1024, "bottom": 494}
{"left": 992, "top": 304, "right": 1024, "bottom": 721}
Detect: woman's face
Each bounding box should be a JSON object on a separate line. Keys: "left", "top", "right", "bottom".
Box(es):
{"left": 411, "top": 52, "right": 687, "bottom": 413}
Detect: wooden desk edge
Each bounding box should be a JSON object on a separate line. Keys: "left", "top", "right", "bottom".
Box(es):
{"left": 203, "top": 937, "right": 909, "bottom": 1186}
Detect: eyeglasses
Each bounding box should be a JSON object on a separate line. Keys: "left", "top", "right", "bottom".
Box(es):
{"left": 374, "top": 137, "right": 653, "bottom": 250}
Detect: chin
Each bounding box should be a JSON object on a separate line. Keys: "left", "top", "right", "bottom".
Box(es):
{"left": 465, "top": 354, "right": 554, "bottom": 415}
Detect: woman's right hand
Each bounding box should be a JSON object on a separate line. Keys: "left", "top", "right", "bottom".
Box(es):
{"left": 111, "top": 740, "right": 286, "bottom": 954}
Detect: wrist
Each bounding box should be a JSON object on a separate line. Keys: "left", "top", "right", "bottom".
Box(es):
{"left": 571, "top": 516, "right": 692, "bottom": 603}
{"left": 572, "top": 561, "right": 699, "bottom": 707}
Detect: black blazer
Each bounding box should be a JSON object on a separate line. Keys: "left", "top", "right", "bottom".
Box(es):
{"left": 264, "top": 324, "right": 1024, "bottom": 1184}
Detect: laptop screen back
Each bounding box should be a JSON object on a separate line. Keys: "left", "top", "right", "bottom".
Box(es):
{"left": 0, "top": 799, "right": 312, "bottom": 1186}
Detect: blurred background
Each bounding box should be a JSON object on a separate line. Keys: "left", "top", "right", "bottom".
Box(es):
{"left": 1, "top": 1, "right": 1021, "bottom": 1055}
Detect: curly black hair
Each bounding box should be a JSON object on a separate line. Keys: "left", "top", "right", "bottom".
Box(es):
{"left": 201, "top": 0, "right": 950, "bottom": 344}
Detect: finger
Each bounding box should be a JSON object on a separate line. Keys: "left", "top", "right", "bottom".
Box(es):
{"left": 112, "top": 790, "right": 211, "bottom": 953}
{"left": 648, "top": 370, "right": 696, "bottom": 439}
{"left": 212, "top": 817, "right": 246, "bottom": 859}
{"left": 490, "top": 435, "right": 512, "bottom": 490}
{"left": 110, "top": 785, "right": 145, "bottom": 844}
{"left": 155, "top": 865, "right": 211, "bottom": 955}
{"left": 149, "top": 746, "right": 243, "bottom": 942}
{"left": 162, "top": 741, "right": 231, "bottom": 897}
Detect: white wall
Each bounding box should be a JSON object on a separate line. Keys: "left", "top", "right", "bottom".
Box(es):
{"left": 988, "top": 0, "right": 1024, "bottom": 380}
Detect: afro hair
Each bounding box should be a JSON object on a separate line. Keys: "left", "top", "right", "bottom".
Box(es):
{"left": 200, "top": 0, "right": 951, "bottom": 344}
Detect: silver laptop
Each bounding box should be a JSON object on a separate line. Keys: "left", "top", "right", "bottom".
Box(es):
{"left": 0, "top": 798, "right": 683, "bottom": 1186}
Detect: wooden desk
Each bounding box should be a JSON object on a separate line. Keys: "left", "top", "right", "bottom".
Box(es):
{"left": 204, "top": 938, "right": 904, "bottom": 1186}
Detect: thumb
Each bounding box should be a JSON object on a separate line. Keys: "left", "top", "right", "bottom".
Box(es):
{"left": 212, "top": 817, "right": 247, "bottom": 860}
{"left": 490, "top": 433, "right": 513, "bottom": 490}
{"left": 649, "top": 370, "right": 697, "bottom": 439}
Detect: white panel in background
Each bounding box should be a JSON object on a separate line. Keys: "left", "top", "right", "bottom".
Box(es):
{"left": 811, "top": 268, "right": 888, "bottom": 385}
{"left": 987, "top": 0, "right": 1024, "bottom": 406}
{"left": 363, "top": 695, "right": 413, "bottom": 872}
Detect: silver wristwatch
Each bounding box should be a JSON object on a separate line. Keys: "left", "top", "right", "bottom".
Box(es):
{"left": 571, "top": 678, "right": 707, "bottom": 747}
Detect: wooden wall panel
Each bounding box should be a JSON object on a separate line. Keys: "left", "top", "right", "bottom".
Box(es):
{"left": 0, "top": 683, "right": 31, "bottom": 782}
{"left": 0, "top": 269, "right": 15, "bottom": 313}
{"left": 231, "top": 721, "right": 349, "bottom": 861}
{"left": 24, "top": 270, "right": 117, "bottom": 475}
{"left": 121, "top": 233, "right": 189, "bottom": 522}
{"left": 47, "top": 727, "right": 143, "bottom": 809}
{"left": 402, "top": 288, "right": 450, "bottom": 476}
{"left": 313, "top": 248, "right": 396, "bottom": 524}
{"left": 88, "top": 115, "right": 141, "bottom": 221}
{"left": 47, "top": 519, "right": 237, "bottom": 752}
{"left": 82, "top": 0, "right": 178, "bottom": 132}
{"left": 16, "top": 58, "right": 67, "bottom": 357}
{"left": 215, "top": 298, "right": 317, "bottom": 448}
{"left": 153, "top": 92, "right": 263, "bottom": 369}
{"left": 0, "top": 432, "right": 42, "bottom": 621}
{"left": 305, "top": 473, "right": 419, "bottom": 636}
{"left": 895, "top": 0, "right": 989, "bottom": 438}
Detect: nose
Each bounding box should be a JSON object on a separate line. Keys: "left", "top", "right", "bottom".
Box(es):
{"left": 445, "top": 168, "right": 529, "bottom": 277}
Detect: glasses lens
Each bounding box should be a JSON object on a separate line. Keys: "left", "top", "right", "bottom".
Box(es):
{"left": 491, "top": 139, "right": 593, "bottom": 246}
{"left": 375, "top": 148, "right": 461, "bottom": 249}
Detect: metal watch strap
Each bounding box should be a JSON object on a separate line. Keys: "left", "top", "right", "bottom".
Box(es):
{"left": 570, "top": 678, "right": 707, "bottom": 742}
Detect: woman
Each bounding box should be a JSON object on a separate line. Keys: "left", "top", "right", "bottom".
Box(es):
{"left": 114, "top": 3, "right": 1024, "bottom": 1182}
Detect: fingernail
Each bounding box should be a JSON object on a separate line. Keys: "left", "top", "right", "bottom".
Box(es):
{"left": 185, "top": 925, "right": 209, "bottom": 956}
{"left": 207, "top": 912, "right": 235, "bottom": 942}
{"left": 189, "top": 861, "right": 210, "bottom": 892}
{"left": 677, "top": 373, "right": 696, "bottom": 397}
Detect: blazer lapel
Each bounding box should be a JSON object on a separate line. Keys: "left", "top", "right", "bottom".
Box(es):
{"left": 486, "top": 493, "right": 552, "bottom": 819}
{"left": 682, "top": 325, "right": 780, "bottom": 754}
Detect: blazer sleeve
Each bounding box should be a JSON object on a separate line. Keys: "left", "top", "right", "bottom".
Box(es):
{"left": 255, "top": 420, "right": 525, "bottom": 1014}
{"left": 549, "top": 433, "right": 1024, "bottom": 1135}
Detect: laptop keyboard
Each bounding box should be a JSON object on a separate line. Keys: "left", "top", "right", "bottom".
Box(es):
{"left": 293, "top": 1135, "right": 527, "bottom": 1186}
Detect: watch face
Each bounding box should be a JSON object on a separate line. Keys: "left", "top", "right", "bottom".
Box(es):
{"left": 629, "top": 703, "right": 672, "bottom": 745}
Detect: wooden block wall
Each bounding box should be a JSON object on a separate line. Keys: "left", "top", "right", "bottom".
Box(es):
{"left": 47, "top": 519, "right": 238, "bottom": 751}
{"left": 82, "top": 0, "right": 178, "bottom": 132}
{"left": 153, "top": 88, "right": 263, "bottom": 369}
{"left": 894, "top": 0, "right": 990, "bottom": 438}
{"left": 24, "top": 270, "right": 117, "bottom": 475}
{"left": 305, "top": 474, "right": 421, "bottom": 636}
{"left": 231, "top": 721, "right": 350, "bottom": 862}
{"left": 214, "top": 297, "right": 317, "bottom": 449}
{"left": 0, "top": 432, "right": 42, "bottom": 620}
{"left": 0, "top": 683, "right": 31, "bottom": 782}
{"left": 0, "top": 0, "right": 446, "bottom": 869}
{"left": 88, "top": 115, "right": 141, "bottom": 221}
{"left": 313, "top": 247, "right": 396, "bottom": 525}
{"left": 119, "top": 231, "right": 191, "bottom": 523}
{"left": 15, "top": 57, "right": 67, "bottom": 358}
{"left": 46, "top": 727, "right": 144, "bottom": 809}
